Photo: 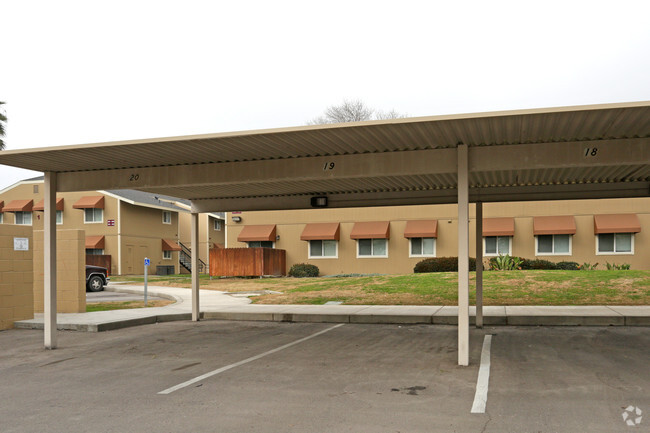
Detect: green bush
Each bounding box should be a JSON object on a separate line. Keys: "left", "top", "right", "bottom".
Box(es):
{"left": 414, "top": 257, "right": 477, "bottom": 273}
{"left": 605, "top": 262, "right": 631, "bottom": 270}
{"left": 288, "top": 263, "right": 320, "bottom": 278}
{"left": 555, "top": 261, "right": 580, "bottom": 270}
{"left": 488, "top": 254, "right": 524, "bottom": 271}
{"left": 520, "top": 259, "right": 557, "bottom": 270}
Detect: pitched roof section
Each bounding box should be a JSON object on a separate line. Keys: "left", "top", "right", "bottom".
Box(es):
{"left": 237, "top": 225, "right": 277, "bottom": 242}
{"left": 404, "top": 220, "right": 438, "bottom": 238}
{"left": 483, "top": 218, "right": 515, "bottom": 236}
{"left": 350, "top": 221, "right": 390, "bottom": 239}
{"left": 533, "top": 216, "right": 576, "bottom": 235}
{"left": 300, "top": 223, "right": 340, "bottom": 241}
{"left": 594, "top": 214, "right": 641, "bottom": 234}
{"left": 3, "top": 199, "right": 33, "bottom": 212}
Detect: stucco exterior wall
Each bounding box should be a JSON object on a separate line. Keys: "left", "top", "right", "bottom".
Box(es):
{"left": 0, "top": 225, "right": 33, "bottom": 330}
{"left": 33, "top": 229, "right": 85, "bottom": 314}
{"left": 226, "top": 198, "right": 650, "bottom": 274}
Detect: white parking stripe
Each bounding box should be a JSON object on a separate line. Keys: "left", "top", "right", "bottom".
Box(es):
{"left": 158, "top": 323, "right": 345, "bottom": 395}
{"left": 471, "top": 335, "right": 493, "bottom": 413}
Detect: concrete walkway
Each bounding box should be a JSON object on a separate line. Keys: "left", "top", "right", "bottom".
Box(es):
{"left": 14, "top": 284, "right": 650, "bottom": 332}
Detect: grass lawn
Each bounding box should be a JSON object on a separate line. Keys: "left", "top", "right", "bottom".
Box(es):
{"left": 111, "top": 270, "right": 650, "bottom": 306}
{"left": 86, "top": 299, "right": 173, "bottom": 312}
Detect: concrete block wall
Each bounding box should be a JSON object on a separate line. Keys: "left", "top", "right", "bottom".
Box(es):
{"left": 33, "top": 230, "right": 86, "bottom": 313}
{"left": 0, "top": 225, "right": 34, "bottom": 330}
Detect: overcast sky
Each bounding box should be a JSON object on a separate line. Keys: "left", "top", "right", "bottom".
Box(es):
{"left": 1, "top": 0, "right": 649, "bottom": 190}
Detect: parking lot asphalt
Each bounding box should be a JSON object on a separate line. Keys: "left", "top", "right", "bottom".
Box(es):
{"left": 0, "top": 322, "right": 648, "bottom": 433}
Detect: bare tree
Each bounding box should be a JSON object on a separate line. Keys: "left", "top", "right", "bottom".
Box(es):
{"left": 308, "top": 99, "right": 406, "bottom": 125}
{"left": 0, "top": 101, "right": 6, "bottom": 150}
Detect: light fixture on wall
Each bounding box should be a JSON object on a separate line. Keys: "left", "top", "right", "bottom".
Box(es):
{"left": 232, "top": 216, "right": 242, "bottom": 223}
{"left": 311, "top": 196, "right": 328, "bottom": 208}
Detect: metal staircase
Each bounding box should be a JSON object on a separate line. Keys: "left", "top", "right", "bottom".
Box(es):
{"left": 179, "top": 241, "right": 207, "bottom": 273}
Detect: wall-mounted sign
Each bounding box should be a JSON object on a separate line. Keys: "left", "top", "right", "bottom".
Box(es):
{"left": 14, "top": 238, "right": 29, "bottom": 251}
{"left": 107, "top": 219, "right": 115, "bottom": 226}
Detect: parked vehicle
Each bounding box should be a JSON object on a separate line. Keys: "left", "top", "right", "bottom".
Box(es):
{"left": 86, "top": 265, "right": 109, "bottom": 292}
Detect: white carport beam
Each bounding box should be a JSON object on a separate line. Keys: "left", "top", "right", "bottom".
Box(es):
{"left": 44, "top": 172, "right": 57, "bottom": 349}
{"left": 457, "top": 144, "right": 469, "bottom": 366}
{"left": 191, "top": 212, "right": 200, "bottom": 321}
{"left": 475, "top": 202, "right": 483, "bottom": 329}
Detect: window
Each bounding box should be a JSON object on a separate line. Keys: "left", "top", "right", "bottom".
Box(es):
{"left": 597, "top": 233, "right": 634, "bottom": 254}
{"left": 214, "top": 219, "right": 222, "bottom": 231}
{"left": 163, "top": 250, "right": 172, "bottom": 260}
{"left": 536, "top": 234, "right": 571, "bottom": 255}
{"left": 84, "top": 208, "right": 103, "bottom": 223}
{"left": 162, "top": 211, "right": 172, "bottom": 224}
{"left": 15, "top": 211, "right": 32, "bottom": 225}
{"left": 0, "top": 213, "right": 3, "bottom": 224}
{"left": 484, "top": 236, "right": 511, "bottom": 256}
{"left": 357, "top": 239, "right": 388, "bottom": 258}
{"left": 247, "top": 241, "right": 274, "bottom": 248}
{"left": 309, "top": 240, "right": 338, "bottom": 258}
{"left": 56, "top": 210, "right": 63, "bottom": 225}
{"left": 409, "top": 237, "right": 435, "bottom": 257}
{"left": 86, "top": 249, "right": 104, "bottom": 255}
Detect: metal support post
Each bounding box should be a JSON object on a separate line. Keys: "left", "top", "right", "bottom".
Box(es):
{"left": 191, "top": 212, "right": 200, "bottom": 321}
{"left": 476, "top": 201, "right": 484, "bottom": 329}
{"left": 44, "top": 172, "right": 57, "bottom": 349}
{"left": 457, "top": 144, "right": 469, "bottom": 366}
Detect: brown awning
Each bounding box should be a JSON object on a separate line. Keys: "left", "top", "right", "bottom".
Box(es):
{"left": 73, "top": 196, "right": 105, "bottom": 209}
{"left": 350, "top": 221, "right": 390, "bottom": 239}
{"left": 300, "top": 223, "right": 340, "bottom": 241}
{"left": 483, "top": 218, "right": 515, "bottom": 236}
{"left": 162, "top": 239, "right": 182, "bottom": 251}
{"left": 33, "top": 198, "right": 65, "bottom": 211}
{"left": 533, "top": 216, "right": 576, "bottom": 235}
{"left": 0, "top": 201, "right": 3, "bottom": 212}
{"left": 85, "top": 235, "right": 105, "bottom": 249}
{"left": 3, "top": 199, "right": 33, "bottom": 212}
{"left": 594, "top": 214, "right": 641, "bottom": 234}
{"left": 403, "top": 220, "right": 437, "bottom": 238}
{"left": 237, "top": 225, "right": 277, "bottom": 242}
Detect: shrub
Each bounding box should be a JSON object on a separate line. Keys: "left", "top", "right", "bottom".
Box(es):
{"left": 414, "top": 257, "right": 477, "bottom": 273}
{"left": 289, "top": 263, "right": 320, "bottom": 278}
{"left": 488, "top": 254, "right": 524, "bottom": 271}
{"left": 579, "top": 262, "right": 599, "bottom": 270}
{"left": 555, "top": 261, "right": 580, "bottom": 270}
{"left": 520, "top": 259, "right": 557, "bottom": 270}
{"left": 605, "top": 262, "right": 631, "bottom": 271}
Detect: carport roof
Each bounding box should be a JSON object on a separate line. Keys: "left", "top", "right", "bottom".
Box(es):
{"left": 0, "top": 101, "right": 649, "bottom": 212}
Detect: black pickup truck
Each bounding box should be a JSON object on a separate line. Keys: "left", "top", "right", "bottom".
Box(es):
{"left": 86, "top": 265, "right": 109, "bottom": 292}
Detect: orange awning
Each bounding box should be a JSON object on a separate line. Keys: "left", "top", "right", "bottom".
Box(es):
{"left": 3, "top": 199, "right": 33, "bottom": 212}
{"left": 483, "top": 218, "right": 515, "bottom": 236}
{"left": 162, "top": 239, "right": 182, "bottom": 251}
{"left": 350, "top": 221, "right": 390, "bottom": 239}
{"left": 533, "top": 216, "right": 576, "bottom": 235}
{"left": 86, "top": 235, "right": 105, "bottom": 249}
{"left": 73, "top": 196, "right": 105, "bottom": 209}
{"left": 403, "top": 220, "right": 437, "bottom": 238}
{"left": 33, "top": 198, "right": 64, "bottom": 211}
{"left": 0, "top": 201, "right": 3, "bottom": 212}
{"left": 300, "top": 223, "right": 340, "bottom": 241}
{"left": 594, "top": 214, "right": 641, "bottom": 234}
{"left": 237, "top": 225, "right": 277, "bottom": 242}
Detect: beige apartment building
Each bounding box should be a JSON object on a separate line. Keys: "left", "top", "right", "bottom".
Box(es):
{"left": 0, "top": 177, "right": 225, "bottom": 275}
{"left": 226, "top": 198, "right": 649, "bottom": 274}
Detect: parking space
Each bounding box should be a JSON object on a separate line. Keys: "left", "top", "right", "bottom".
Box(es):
{"left": 0, "top": 322, "right": 648, "bottom": 432}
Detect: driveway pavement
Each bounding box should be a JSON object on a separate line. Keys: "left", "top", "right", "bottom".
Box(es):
{"left": 0, "top": 322, "right": 647, "bottom": 432}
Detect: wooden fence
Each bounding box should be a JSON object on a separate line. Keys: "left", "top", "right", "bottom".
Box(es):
{"left": 86, "top": 254, "right": 112, "bottom": 276}
{"left": 210, "top": 248, "right": 286, "bottom": 277}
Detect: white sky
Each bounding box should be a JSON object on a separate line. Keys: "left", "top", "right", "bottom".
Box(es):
{"left": 1, "top": 0, "right": 649, "bottom": 190}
